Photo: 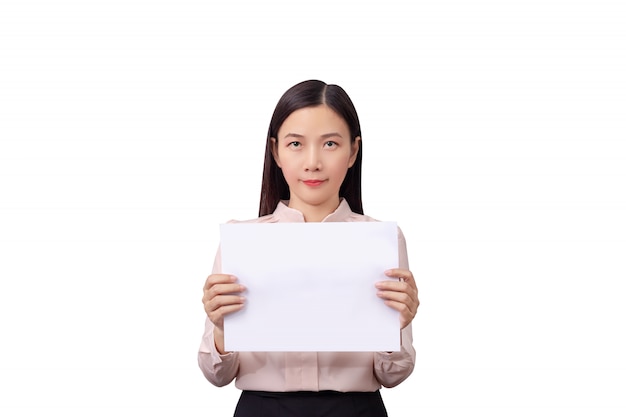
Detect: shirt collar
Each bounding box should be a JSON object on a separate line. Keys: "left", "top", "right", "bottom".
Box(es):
{"left": 273, "top": 198, "right": 354, "bottom": 223}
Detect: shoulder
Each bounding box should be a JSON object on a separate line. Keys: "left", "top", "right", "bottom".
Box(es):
{"left": 225, "top": 213, "right": 279, "bottom": 224}
{"left": 348, "top": 212, "right": 408, "bottom": 243}
{"left": 344, "top": 212, "right": 380, "bottom": 223}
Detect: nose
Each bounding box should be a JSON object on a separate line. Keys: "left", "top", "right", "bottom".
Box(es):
{"left": 304, "top": 147, "right": 321, "bottom": 171}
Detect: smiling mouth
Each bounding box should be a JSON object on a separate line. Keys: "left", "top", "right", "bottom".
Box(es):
{"left": 302, "top": 180, "right": 325, "bottom": 186}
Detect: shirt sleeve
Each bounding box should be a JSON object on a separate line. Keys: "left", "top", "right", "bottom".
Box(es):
{"left": 197, "top": 246, "right": 240, "bottom": 387}
{"left": 373, "top": 226, "right": 417, "bottom": 387}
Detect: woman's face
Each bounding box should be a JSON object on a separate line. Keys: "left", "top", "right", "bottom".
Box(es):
{"left": 271, "top": 105, "right": 360, "bottom": 219}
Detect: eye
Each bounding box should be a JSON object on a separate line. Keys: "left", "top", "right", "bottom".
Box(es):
{"left": 288, "top": 141, "right": 302, "bottom": 148}
{"left": 324, "top": 141, "right": 338, "bottom": 148}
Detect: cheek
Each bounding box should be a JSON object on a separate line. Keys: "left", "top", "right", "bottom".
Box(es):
{"left": 337, "top": 152, "right": 354, "bottom": 168}
{"left": 329, "top": 157, "right": 352, "bottom": 180}
{"left": 279, "top": 160, "right": 298, "bottom": 180}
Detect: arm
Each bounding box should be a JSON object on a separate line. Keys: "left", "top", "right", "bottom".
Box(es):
{"left": 374, "top": 227, "right": 418, "bottom": 387}
{"left": 374, "top": 323, "right": 416, "bottom": 387}
{"left": 197, "top": 247, "right": 243, "bottom": 387}
{"left": 198, "top": 317, "right": 240, "bottom": 387}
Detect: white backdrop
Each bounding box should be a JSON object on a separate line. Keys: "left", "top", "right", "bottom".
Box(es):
{"left": 1, "top": 0, "right": 625, "bottom": 416}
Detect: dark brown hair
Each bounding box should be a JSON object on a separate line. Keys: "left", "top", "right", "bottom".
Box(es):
{"left": 258, "top": 80, "right": 363, "bottom": 216}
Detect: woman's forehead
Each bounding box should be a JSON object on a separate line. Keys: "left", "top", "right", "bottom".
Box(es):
{"left": 278, "top": 105, "right": 349, "bottom": 138}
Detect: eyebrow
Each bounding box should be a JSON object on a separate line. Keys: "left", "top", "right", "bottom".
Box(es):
{"left": 283, "top": 132, "right": 344, "bottom": 140}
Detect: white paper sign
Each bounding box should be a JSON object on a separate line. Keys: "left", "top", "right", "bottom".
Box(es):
{"left": 220, "top": 221, "right": 400, "bottom": 351}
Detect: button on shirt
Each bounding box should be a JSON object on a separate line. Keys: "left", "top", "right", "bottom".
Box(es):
{"left": 198, "top": 199, "right": 416, "bottom": 392}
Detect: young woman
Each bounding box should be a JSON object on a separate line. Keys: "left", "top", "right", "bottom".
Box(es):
{"left": 199, "top": 80, "right": 419, "bottom": 417}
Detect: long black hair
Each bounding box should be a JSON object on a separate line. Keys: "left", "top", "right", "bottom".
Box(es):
{"left": 258, "top": 80, "right": 363, "bottom": 216}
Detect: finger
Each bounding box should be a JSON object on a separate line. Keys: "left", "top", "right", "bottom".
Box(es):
{"left": 375, "top": 280, "right": 412, "bottom": 292}
{"left": 383, "top": 298, "right": 416, "bottom": 317}
{"left": 384, "top": 269, "right": 414, "bottom": 282}
{"left": 375, "top": 281, "right": 418, "bottom": 302}
{"left": 205, "top": 294, "right": 246, "bottom": 322}
{"left": 206, "top": 294, "right": 246, "bottom": 313}
{"left": 203, "top": 284, "right": 246, "bottom": 307}
{"left": 382, "top": 300, "right": 415, "bottom": 327}
{"left": 376, "top": 288, "right": 416, "bottom": 307}
{"left": 204, "top": 282, "right": 246, "bottom": 300}
{"left": 208, "top": 303, "right": 245, "bottom": 325}
{"left": 204, "top": 274, "right": 237, "bottom": 290}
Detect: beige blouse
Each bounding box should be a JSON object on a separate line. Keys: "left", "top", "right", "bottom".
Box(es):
{"left": 198, "top": 199, "right": 416, "bottom": 392}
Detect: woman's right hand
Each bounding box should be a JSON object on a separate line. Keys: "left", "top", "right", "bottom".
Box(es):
{"left": 202, "top": 274, "right": 246, "bottom": 331}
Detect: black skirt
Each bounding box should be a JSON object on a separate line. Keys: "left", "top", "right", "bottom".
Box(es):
{"left": 233, "top": 390, "right": 388, "bottom": 417}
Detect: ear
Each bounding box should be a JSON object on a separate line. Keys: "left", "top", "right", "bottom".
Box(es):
{"left": 270, "top": 137, "right": 282, "bottom": 168}
{"left": 348, "top": 136, "right": 361, "bottom": 168}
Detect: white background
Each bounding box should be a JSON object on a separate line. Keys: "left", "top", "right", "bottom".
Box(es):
{"left": 1, "top": 0, "right": 625, "bottom": 416}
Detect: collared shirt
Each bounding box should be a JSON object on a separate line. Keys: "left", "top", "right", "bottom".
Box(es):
{"left": 198, "top": 199, "right": 416, "bottom": 392}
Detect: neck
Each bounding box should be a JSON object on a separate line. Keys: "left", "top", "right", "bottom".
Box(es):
{"left": 289, "top": 197, "right": 341, "bottom": 222}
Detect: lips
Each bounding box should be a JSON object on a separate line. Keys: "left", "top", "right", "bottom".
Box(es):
{"left": 302, "top": 179, "right": 325, "bottom": 186}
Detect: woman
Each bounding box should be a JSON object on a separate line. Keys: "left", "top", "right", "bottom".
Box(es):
{"left": 199, "top": 80, "right": 419, "bottom": 416}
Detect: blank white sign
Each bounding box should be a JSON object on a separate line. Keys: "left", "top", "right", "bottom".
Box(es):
{"left": 220, "top": 221, "right": 400, "bottom": 351}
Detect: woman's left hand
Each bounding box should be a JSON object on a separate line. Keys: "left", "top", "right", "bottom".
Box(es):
{"left": 376, "top": 269, "right": 420, "bottom": 329}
